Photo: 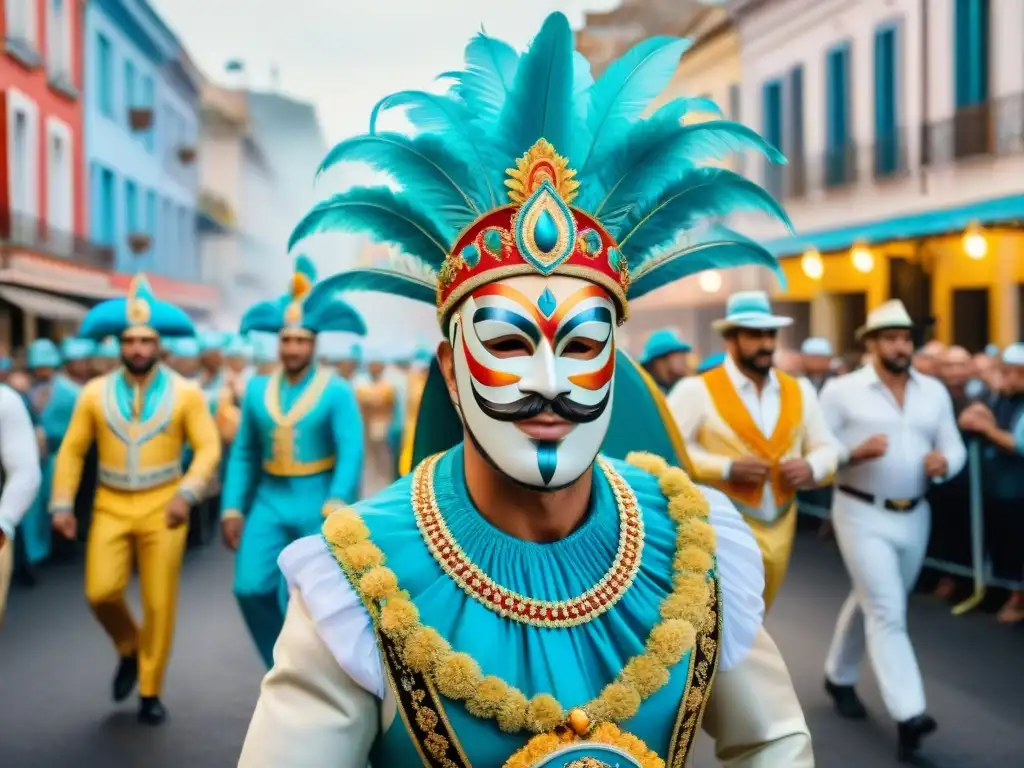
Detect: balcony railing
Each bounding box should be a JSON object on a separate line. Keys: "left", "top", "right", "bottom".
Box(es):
{"left": 0, "top": 212, "right": 114, "bottom": 270}
{"left": 873, "top": 128, "right": 911, "bottom": 180}
{"left": 923, "top": 93, "right": 1024, "bottom": 166}
{"left": 823, "top": 143, "right": 858, "bottom": 189}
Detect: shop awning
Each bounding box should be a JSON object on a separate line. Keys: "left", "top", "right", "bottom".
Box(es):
{"left": 0, "top": 286, "right": 89, "bottom": 322}
{"left": 767, "top": 192, "right": 1024, "bottom": 258}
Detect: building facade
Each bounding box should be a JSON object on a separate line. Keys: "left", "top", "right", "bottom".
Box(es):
{"left": 578, "top": 1, "right": 785, "bottom": 356}
{"left": 84, "top": 0, "right": 212, "bottom": 316}
{"left": 731, "top": 0, "right": 1024, "bottom": 351}
{"left": 0, "top": 0, "right": 114, "bottom": 350}
{"left": 197, "top": 82, "right": 281, "bottom": 325}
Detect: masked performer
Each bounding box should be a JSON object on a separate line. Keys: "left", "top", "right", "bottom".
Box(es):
{"left": 239, "top": 13, "right": 812, "bottom": 767}
{"left": 220, "top": 256, "right": 367, "bottom": 667}
{"left": 49, "top": 275, "right": 221, "bottom": 725}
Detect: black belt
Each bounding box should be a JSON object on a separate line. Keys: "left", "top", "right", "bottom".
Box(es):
{"left": 837, "top": 485, "right": 922, "bottom": 512}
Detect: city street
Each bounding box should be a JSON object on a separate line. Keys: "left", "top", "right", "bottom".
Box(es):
{"left": 1, "top": 531, "right": 1021, "bottom": 767}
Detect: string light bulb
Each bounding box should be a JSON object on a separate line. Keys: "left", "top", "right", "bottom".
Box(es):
{"left": 851, "top": 243, "right": 874, "bottom": 273}
{"left": 962, "top": 222, "right": 988, "bottom": 260}
{"left": 801, "top": 248, "right": 824, "bottom": 279}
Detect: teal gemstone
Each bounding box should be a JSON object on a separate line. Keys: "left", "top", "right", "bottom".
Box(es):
{"left": 582, "top": 228, "right": 602, "bottom": 255}
{"left": 607, "top": 246, "right": 621, "bottom": 271}
{"left": 537, "top": 288, "right": 557, "bottom": 318}
{"left": 461, "top": 243, "right": 481, "bottom": 268}
{"left": 482, "top": 228, "right": 503, "bottom": 256}
{"left": 533, "top": 209, "right": 559, "bottom": 253}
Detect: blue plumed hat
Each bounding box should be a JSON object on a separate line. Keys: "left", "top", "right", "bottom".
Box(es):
{"left": 94, "top": 336, "right": 120, "bottom": 359}
{"left": 639, "top": 328, "right": 691, "bottom": 364}
{"left": 27, "top": 338, "right": 61, "bottom": 369}
{"left": 240, "top": 255, "right": 367, "bottom": 337}
{"left": 60, "top": 337, "right": 96, "bottom": 362}
{"left": 198, "top": 329, "right": 227, "bottom": 352}
{"left": 78, "top": 274, "right": 195, "bottom": 341}
{"left": 291, "top": 12, "right": 789, "bottom": 330}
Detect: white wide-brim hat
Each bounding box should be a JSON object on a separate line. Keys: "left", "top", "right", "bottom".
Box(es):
{"left": 711, "top": 290, "right": 793, "bottom": 332}
{"left": 855, "top": 299, "right": 914, "bottom": 340}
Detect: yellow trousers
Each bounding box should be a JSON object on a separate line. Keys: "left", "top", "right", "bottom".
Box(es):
{"left": 85, "top": 485, "right": 189, "bottom": 697}
{"left": 0, "top": 538, "right": 13, "bottom": 627}
{"left": 743, "top": 503, "right": 798, "bottom": 612}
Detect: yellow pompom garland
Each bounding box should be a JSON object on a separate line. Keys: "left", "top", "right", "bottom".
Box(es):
{"left": 323, "top": 450, "right": 715, "bottom": 761}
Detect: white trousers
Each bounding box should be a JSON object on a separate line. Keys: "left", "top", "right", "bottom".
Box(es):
{"left": 824, "top": 491, "right": 930, "bottom": 722}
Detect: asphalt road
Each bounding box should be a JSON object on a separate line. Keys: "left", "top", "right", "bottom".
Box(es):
{"left": 1, "top": 531, "right": 1021, "bottom": 767}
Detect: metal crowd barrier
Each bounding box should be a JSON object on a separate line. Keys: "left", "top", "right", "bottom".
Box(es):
{"left": 796, "top": 441, "right": 1024, "bottom": 613}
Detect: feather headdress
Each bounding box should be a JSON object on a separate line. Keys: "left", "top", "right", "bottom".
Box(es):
{"left": 240, "top": 255, "right": 367, "bottom": 337}
{"left": 290, "top": 12, "right": 790, "bottom": 328}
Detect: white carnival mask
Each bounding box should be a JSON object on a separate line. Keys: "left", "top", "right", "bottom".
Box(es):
{"left": 449, "top": 274, "right": 616, "bottom": 490}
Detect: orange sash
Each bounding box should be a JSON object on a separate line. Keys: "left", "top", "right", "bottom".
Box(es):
{"left": 700, "top": 365, "right": 804, "bottom": 514}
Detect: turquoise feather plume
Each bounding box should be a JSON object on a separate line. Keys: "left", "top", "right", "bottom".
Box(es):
{"left": 289, "top": 10, "right": 790, "bottom": 316}
{"left": 628, "top": 226, "right": 787, "bottom": 300}
{"left": 317, "top": 133, "right": 485, "bottom": 228}
{"left": 302, "top": 292, "right": 367, "bottom": 335}
{"left": 497, "top": 12, "right": 576, "bottom": 160}
{"left": 289, "top": 186, "right": 450, "bottom": 267}
{"left": 616, "top": 167, "right": 792, "bottom": 259}
{"left": 576, "top": 36, "right": 691, "bottom": 174}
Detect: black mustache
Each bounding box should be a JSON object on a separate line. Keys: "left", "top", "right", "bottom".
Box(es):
{"left": 471, "top": 383, "right": 610, "bottom": 424}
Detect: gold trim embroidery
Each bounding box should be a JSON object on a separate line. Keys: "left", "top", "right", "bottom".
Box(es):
{"left": 323, "top": 450, "right": 715, "bottom": 740}
{"left": 264, "top": 366, "right": 332, "bottom": 427}
{"left": 414, "top": 454, "right": 644, "bottom": 628}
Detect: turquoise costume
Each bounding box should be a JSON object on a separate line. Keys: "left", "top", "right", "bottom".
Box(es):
{"left": 222, "top": 256, "right": 369, "bottom": 667}
{"left": 239, "top": 13, "right": 812, "bottom": 768}
{"left": 21, "top": 339, "right": 65, "bottom": 564}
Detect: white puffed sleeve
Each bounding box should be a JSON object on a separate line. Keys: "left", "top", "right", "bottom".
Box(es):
{"left": 703, "top": 485, "right": 766, "bottom": 671}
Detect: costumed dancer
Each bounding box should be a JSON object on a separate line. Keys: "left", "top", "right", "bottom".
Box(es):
{"left": 166, "top": 336, "right": 201, "bottom": 379}
{"left": 20, "top": 338, "right": 62, "bottom": 570}
{"left": 333, "top": 341, "right": 361, "bottom": 381}
{"left": 639, "top": 328, "right": 692, "bottom": 393}
{"left": 224, "top": 334, "right": 252, "bottom": 387}
{"left": 197, "top": 330, "right": 226, "bottom": 407}
{"left": 395, "top": 346, "right": 434, "bottom": 476}
{"left": 90, "top": 337, "right": 122, "bottom": 377}
{"left": 668, "top": 292, "right": 838, "bottom": 610}
{"left": 0, "top": 383, "right": 42, "bottom": 627}
{"left": 819, "top": 300, "right": 965, "bottom": 761}
{"left": 355, "top": 350, "right": 396, "bottom": 492}
{"left": 240, "top": 14, "right": 812, "bottom": 766}
{"left": 220, "top": 256, "right": 367, "bottom": 668}
{"left": 797, "top": 337, "right": 837, "bottom": 536}
{"left": 49, "top": 275, "right": 221, "bottom": 725}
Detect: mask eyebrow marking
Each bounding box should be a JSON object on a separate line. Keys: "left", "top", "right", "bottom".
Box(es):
{"left": 554, "top": 306, "right": 612, "bottom": 347}
{"left": 471, "top": 307, "right": 541, "bottom": 345}
{"left": 472, "top": 283, "right": 609, "bottom": 345}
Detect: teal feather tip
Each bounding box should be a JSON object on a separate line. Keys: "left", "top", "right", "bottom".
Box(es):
{"left": 290, "top": 10, "right": 790, "bottom": 311}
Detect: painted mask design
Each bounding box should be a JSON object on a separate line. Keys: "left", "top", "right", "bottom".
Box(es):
{"left": 449, "top": 275, "right": 616, "bottom": 489}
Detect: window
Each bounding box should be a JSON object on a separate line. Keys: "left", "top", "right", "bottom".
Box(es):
{"left": 141, "top": 76, "right": 155, "bottom": 150}
{"left": 874, "top": 23, "right": 901, "bottom": 176}
{"left": 954, "top": 0, "right": 989, "bottom": 108}
{"left": 124, "top": 59, "right": 136, "bottom": 115}
{"left": 761, "top": 80, "right": 783, "bottom": 197}
{"left": 46, "top": 120, "right": 73, "bottom": 231}
{"left": 146, "top": 191, "right": 157, "bottom": 236}
{"left": 5, "top": 0, "right": 38, "bottom": 46}
{"left": 99, "top": 168, "right": 116, "bottom": 245}
{"left": 96, "top": 33, "right": 113, "bottom": 116}
{"left": 11, "top": 111, "right": 30, "bottom": 213}
{"left": 786, "top": 66, "right": 805, "bottom": 196}
{"left": 161, "top": 198, "right": 174, "bottom": 272}
{"left": 825, "top": 42, "right": 853, "bottom": 186}
{"left": 47, "top": 0, "right": 72, "bottom": 78}
{"left": 125, "top": 180, "right": 138, "bottom": 234}
{"left": 178, "top": 207, "right": 189, "bottom": 279}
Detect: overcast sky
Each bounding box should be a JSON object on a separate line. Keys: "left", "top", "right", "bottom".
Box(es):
{"left": 150, "top": 0, "right": 619, "bottom": 144}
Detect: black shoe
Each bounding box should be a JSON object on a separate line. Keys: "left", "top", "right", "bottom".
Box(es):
{"left": 138, "top": 696, "right": 167, "bottom": 726}
{"left": 112, "top": 655, "right": 138, "bottom": 702}
{"left": 897, "top": 714, "right": 937, "bottom": 762}
{"left": 824, "top": 677, "right": 867, "bottom": 719}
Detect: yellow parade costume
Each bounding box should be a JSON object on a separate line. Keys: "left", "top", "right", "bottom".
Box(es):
{"left": 668, "top": 295, "right": 838, "bottom": 610}
{"left": 50, "top": 276, "right": 221, "bottom": 699}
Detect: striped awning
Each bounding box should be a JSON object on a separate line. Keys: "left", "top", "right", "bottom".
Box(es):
{"left": 0, "top": 286, "right": 89, "bottom": 322}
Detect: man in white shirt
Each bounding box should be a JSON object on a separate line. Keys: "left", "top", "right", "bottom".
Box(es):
{"left": 818, "top": 300, "right": 966, "bottom": 763}
{"left": 0, "top": 383, "right": 44, "bottom": 626}
{"left": 668, "top": 291, "right": 838, "bottom": 610}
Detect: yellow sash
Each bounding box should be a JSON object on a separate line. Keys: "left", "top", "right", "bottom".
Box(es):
{"left": 700, "top": 365, "right": 803, "bottom": 513}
